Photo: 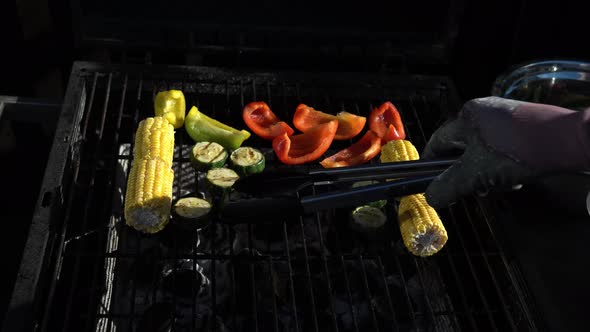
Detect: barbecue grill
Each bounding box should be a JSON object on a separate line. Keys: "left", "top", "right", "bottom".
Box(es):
{"left": 4, "top": 2, "right": 546, "bottom": 332}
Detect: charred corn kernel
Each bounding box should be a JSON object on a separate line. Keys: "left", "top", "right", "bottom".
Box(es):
{"left": 380, "top": 139, "right": 448, "bottom": 256}
{"left": 154, "top": 90, "right": 186, "bottom": 129}
{"left": 380, "top": 139, "right": 419, "bottom": 163}
{"left": 398, "top": 194, "right": 448, "bottom": 256}
{"left": 124, "top": 158, "right": 174, "bottom": 233}
{"left": 133, "top": 117, "right": 175, "bottom": 166}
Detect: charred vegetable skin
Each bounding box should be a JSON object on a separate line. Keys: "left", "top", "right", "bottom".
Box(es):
{"left": 124, "top": 117, "right": 175, "bottom": 234}
{"left": 185, "top": 106, "right": 251, "bottom": 150}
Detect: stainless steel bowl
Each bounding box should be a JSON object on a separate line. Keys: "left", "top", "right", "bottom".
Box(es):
{"left": 492, "top": 60, "right": 590, "bottom": 110}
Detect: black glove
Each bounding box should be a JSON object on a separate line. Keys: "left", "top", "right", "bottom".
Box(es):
{"left": 422, "top": 97, "right": 590, "bottom": 209}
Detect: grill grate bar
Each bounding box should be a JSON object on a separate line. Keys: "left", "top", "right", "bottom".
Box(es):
{"left": 297, "top": 209, "right": 320, "bottom": 332}
{"left": 267, "top": 255, "right": 280, "bottom": 332}
{"left": 358, "top": 255, "right": 380, "bottom": 331}
{"left": 376, "top": 256, "right": 399, "bottom": 332}
{"left": 312, "top": 188, "right": 340, "bottom": 332}
{"left": 64, "top": 72, "right": 113, "bottom": 332}
{"left": 331, "top": 208, "right": 360, "bottom": 332}
{"left": 444, "top": 251, "right": 479, "bottom": 331}
{"left": 62, "top": 249, "right": 505, "bottom": 260}
{"left": 224, "top": 81, "right": 240, "bottom": 332}
{"left": 448, "top": 206, "right": 499, "bottom": 331}
{"left": 412, "top": 258, "right": 438, "bottom": 328}
{"left": 89, "top": 73, "right": 130, "bottom": 332}
{"left": 476, "top": 198, "right": 539, "bottom": 331}
{"left": 95, "top": 73, "right": 129, "bottom": 332}
{"left": 392, "top": 247, "right": 419, "bottom": 330}
{"left": 460, "top": 200, "right": 518, "bottom": 331}
{"left": 283, "top": 221, "right": 301, "bottom": 332}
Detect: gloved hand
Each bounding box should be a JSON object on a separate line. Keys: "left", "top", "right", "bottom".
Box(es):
{"left": 422, "top": 96, "right": 590, "bottom": 209}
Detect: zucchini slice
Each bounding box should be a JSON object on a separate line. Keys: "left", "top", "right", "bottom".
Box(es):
{"left": 230, "top": 147, "right": 265, "bottom": 176}
{"left": 352, "top": 180, "right": 387, "bottom": 209}
{"left": 351, "top": 205, "right": 387, "bottom": 228}
{"left": 172, "top": 197, "right": 212, "bottom": 230}
{"left": 190, "top": 142, "right": 228, "bottom": 171}
{"left": 173, "top": 197, "right": 211, "bottom": 220}
{"left": 206, "top": 168, "right": 240, "bottom": 193}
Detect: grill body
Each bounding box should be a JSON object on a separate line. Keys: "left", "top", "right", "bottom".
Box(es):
{"left": 5, "top": 62, "right": 540, "bottom": 332}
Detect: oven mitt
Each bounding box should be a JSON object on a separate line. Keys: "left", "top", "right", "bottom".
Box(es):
{"left": 422, "top": 96, "right": 590, "bottom": 209}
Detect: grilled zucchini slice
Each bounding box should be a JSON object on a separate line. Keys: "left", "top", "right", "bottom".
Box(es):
{"left": 189, "top": 142, "right": 228, "bottom": 171}
{"left": 230, "top": 147, "right": 265, "bottom": 176}
{"left": 206, "top": 168, "right": 240, "bottom": 194}
{"left": 352, "top": 205, "right": 387, "bottom": 229}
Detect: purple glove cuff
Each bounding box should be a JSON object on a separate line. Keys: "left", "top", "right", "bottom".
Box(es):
{"left": 465, "top": 97, "right": 590, "bottom": 172}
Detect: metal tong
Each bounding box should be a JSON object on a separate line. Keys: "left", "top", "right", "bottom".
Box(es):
{"left": 220, "top": 158, "right": 454, "bottom": 222}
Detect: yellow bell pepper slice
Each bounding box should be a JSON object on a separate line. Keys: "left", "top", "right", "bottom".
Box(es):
{"left": 154, "top": 90, "right": 186, "bottom": 129}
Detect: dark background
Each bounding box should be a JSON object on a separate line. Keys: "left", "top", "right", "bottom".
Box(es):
{"left": 1, "top": 0, "right": 590, "bottom": 330}
{"left": 2, "top": 0, "right": 589, "bottom": 101}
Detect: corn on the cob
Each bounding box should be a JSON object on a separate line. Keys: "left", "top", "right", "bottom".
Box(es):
{"left": 380, "top": 139, "right": 419, "bottom": 163}
{"left": 379, "top": 139, "right": 448, "bottom": 256}
{"left": 124, "top": 158, "right": 174, "bottom": 233}
{"left": 125, "top": 117, "right": 175, "bottom": 234}
{"left": 398, "top": 193, "right": 448, "bottom": 256}
{"left": 133, "top": 117, "right": 175, "bottom": 166}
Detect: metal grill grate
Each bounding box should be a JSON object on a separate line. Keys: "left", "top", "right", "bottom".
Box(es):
{"left": 10, "top": 62, "right": 539, "bottom": 332}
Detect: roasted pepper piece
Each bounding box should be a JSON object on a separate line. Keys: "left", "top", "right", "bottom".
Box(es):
{"left": 272, "top": 120, "right": 338, "bottom": 165}
{"left": 154, "top": 90, "right": 186, "bottom": 129}
{"left": 320, "top": 130, "right": 382, "bottom": 168}
{"left": 293, "top": 104, "right": 366, "bottom": 140}
{"left": 242, "top": 101, "right": 294, "bottom": 140}
{"left": 369, "top": 101, "right": 405, "bottom": 144}
{"left": 185, "top": 106, "right": 251, "bottom": 150}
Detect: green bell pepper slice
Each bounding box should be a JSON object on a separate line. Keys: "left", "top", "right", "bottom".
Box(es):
{"left": 185, "top": 106, "right": 251, "bottom": 150}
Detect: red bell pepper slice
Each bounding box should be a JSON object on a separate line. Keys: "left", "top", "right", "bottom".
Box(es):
{"left": 272, "top": 120, "right": 338, "bottom": 165}
{"left": 319, "top": 130, "right": 382, "bottom": 168}
{"left": 293, "top": 104, "right": 366, "bottom": 140}
{"left": 242, "top": 101, "right": 294, "bottom": 140}
{"left": 369, "top": 101, "right": 405, "bottom": 144}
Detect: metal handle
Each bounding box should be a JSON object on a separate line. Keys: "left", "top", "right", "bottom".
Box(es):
{"left": 300, "top": 175, "right": 438, "bottom": 213}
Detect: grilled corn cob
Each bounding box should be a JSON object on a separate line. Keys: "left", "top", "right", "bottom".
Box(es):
{"left": 380, "top": 139, "right": 419, "bottom": 163}
{"left": 380, "top": 139, "right": 448, "bottom": 256}
{"left": 125, "top": 117, "right": 175, "bottom": 233}
{"left": 398, "top": 194, "right": 448, "bottom": 256}
{"left": 124, "top": 158, "right": 174, "bottom": 233}
{"left": 133, "top": 117, "right": 175, "bottom": 166}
